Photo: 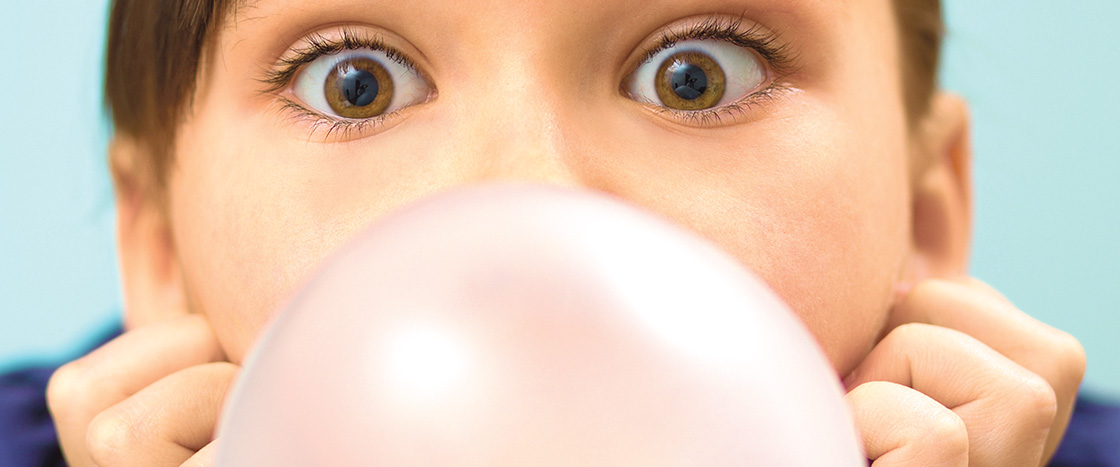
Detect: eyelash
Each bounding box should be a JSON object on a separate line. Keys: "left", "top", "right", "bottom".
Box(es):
{"left": 262, "top": 16, "right": 796, "bottom": 138}
{"left": 634, "top": 16, "right": 798, "bottom": 126}
{"left": 261, "top": 30, "right": 422, "bottom": 139}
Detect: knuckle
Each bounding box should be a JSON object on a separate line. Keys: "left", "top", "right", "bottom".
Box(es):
{"left": 47, "top": 360, "right": 92, "bottom": 415}
{"left": 900, "top": 404, "right": 971, "bottom": 461}
{"left": 925, "top": 407, "right": 969, "bottom": 456}
{"left": 1049, "top": 331, "right": 1088, "bottom": 387}
{"left": 86, "top": 409, "right": 139, "bottom": 466}
{"left": 885, "top": 322, "right": 937, "bottom": 343}
{"left": 1015, "top": 374, "right": 1059, "bottom": 431}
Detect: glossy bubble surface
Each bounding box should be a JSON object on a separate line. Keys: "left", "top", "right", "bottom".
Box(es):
{"left": 215, "top": 184, "right": 864, "bottom": 466}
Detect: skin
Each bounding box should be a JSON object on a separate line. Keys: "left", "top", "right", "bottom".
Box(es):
{"left": 47, "top": 0, "right": 1087, "bottom": 465}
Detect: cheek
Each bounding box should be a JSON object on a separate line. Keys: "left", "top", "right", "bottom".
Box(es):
{"left": 169, "top": 118, "right": 370, "bottom": 363}
{"left": 168, "top": 34, "right": 909, "bottom": 372}
{"left": 740, "top": 126, "right": 909, "bottom": 376}
{"left": 168, "top": 167, "right": 305, "bottom": 363}
{"left": 602, "top": 112, "right": 911, "bottom": 376}
{"left": 747, "top": 192, "right": 904, "bottom": 376}
{"left": 168, "top": 102, "right": 470, "bottom": 363}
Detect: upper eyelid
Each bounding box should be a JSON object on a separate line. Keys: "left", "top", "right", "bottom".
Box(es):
{"left": 259, "top": 30, "right": 420, "bottom": 94}
{"left": 256, "top": 31, "right": 428, "bottom": 140}
{"left": 623, "top": 16, "right": 798, "bottom": 127}
{"left": 635, "top": 16, "right": 800, "bottom": 78}
{"left": 262, "top": 16, "right": 796, "bottom": 135}
{"left": 262, "top": 17, "right": 796, "bottom": 95}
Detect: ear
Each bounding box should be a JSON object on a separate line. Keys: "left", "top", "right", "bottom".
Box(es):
{"left": 906, "top": 92, "right": 973, "bottom": 281}
{"left": 110, "top": 135, "right": 190, "bottom": 330}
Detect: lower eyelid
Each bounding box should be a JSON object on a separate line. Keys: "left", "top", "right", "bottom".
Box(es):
{"left": 625, "top": 38, "right": 772, "bottom": 114}
{"left": 275, "top": 96, "right": 400, "bottom": 141}
{"left": 652, "top": 83, "right": 791, "bottom": 127}
{"left": 282, "top": 40, "right": 434, "bottom": 120}
{"left": 274, "top": 26, "right": 781, "bottom": 135}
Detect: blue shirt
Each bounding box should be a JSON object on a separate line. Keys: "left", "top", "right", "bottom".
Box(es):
{"left": 2, "top": 325, "right": 1118, "bottom": 466}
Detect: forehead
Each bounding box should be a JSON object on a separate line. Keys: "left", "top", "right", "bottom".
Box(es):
{"left": 226, "top": 0, "right": 856, "bottom": 33}
{"left": 220, "top": 0, "right": 883, "bottom": 77}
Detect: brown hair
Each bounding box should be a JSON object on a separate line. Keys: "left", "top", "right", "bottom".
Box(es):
{"left": 105, "top": 0, "right": 943, "bottom": 195}
{"left": 894, "top": 0, "right": 944, "bottom": 120}
{"left": 105, "top": 0, "right": 235, "bottom": 197}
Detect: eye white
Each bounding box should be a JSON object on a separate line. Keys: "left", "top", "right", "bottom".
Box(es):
{"left": 292, "top": 49, "right": 429, "bottom": 118}
{"left": 627, "top": 40, "right": 767, "bottom": 109}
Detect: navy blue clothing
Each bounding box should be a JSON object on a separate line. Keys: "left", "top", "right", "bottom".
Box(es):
{"left": 1, "top": 325, "right": 119, "bottom": 467}
{"left": 2, "top": 325, "right": 1118, "bottom": 466}
{"left": 0, "top": 366, "right": 64, "bottom": 467}
{"left": 1052, "top": 396, "right": 1120, "bottom": 466}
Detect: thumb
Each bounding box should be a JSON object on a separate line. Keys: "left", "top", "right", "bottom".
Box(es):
{"left": 845, "top": 381, "right": 968, "bottom": 466}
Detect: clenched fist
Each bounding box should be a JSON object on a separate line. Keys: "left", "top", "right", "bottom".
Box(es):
{"left": 845, "top": 278, "right": 1086, "bottom": 466}
{"left": 48, "top": 315, "right": 238, "bottom": 467}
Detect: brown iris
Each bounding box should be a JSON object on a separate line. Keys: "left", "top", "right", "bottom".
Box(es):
{"left": 654, "top": 51, "right": 726, "bottom": 111}
{"left": 325, "top": 57, "right": 394, "bottom": 118}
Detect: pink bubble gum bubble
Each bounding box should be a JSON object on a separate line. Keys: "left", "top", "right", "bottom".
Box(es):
{"left": 215, "top": 184, "right": 865, "bottom": 466}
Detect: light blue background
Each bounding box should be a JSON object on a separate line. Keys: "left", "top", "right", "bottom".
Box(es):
{"left": 2, "top": 1, "right": 1117, "bottom": 396}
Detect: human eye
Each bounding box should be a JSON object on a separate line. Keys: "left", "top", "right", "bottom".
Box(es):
{"left": 622, "top": 17, "right": 796, "bottom": 126}
{"left": 262, "top": 30, "right": 435, "bottom": 139}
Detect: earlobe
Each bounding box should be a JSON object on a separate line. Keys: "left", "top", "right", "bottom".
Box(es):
{"left": 906, "top": 92, "right": 973, "bottom": 282}
{"left": 111, "top": 135, "right": 190, "bottom": 330}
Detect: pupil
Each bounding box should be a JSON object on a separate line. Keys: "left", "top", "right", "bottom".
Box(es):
{"left": 341, "top": 68, "right": 379, "bottom": 107}
{"left": 670, "top": 63, "right": 708, "bottom": 101}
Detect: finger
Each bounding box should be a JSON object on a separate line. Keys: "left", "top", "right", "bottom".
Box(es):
{"left": 846, "top": 323, "right": 1057, "bottom": 467}
{"left": 51, "top": 314, "right": 227, "bottom": 410}
{"left": 948, "top": 276, "right": 1014, "bottom": 306}
{"left": 846, "top": 381, "right": 968, "bottom": 467}
{"left": 48, "top": 314, "right": 227, "bottom": 467}
{"left": 180, "top": 440, "right": 218, "bottom": 467}
{"left": 890, "top": 278, "right": 1085, "bottom": 384}
{"left": 86, "top": 362, "right": 238, "bottom": 467}
{"left": 890, "top": 278, "right": 1085, "bottom": 461}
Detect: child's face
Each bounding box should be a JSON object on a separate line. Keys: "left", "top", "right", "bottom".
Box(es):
{"left": 151, "top": 0, "right": 940, "bottom": 376}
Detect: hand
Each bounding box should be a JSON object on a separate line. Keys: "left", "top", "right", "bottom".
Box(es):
{"left": 843, "top": 277, "right": 1086, "bottom": 466}
{"left": 47, "top": 314, "right": 238, "bottom": 467}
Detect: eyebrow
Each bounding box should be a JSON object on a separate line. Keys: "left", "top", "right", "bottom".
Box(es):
{"left": 220, "top": 0, "right": 842, "bottom": 64}
{"left": 223, "top": 0, "right": 828, "bottom": 26}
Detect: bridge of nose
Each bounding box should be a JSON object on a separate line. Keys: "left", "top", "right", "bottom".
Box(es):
{"left": 426, "top": 3, "right": 640, "bottom": 189}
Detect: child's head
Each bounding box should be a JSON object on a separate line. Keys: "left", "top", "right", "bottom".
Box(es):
{"left": 105, "top": 0, "right": 970, "bottom": 376}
